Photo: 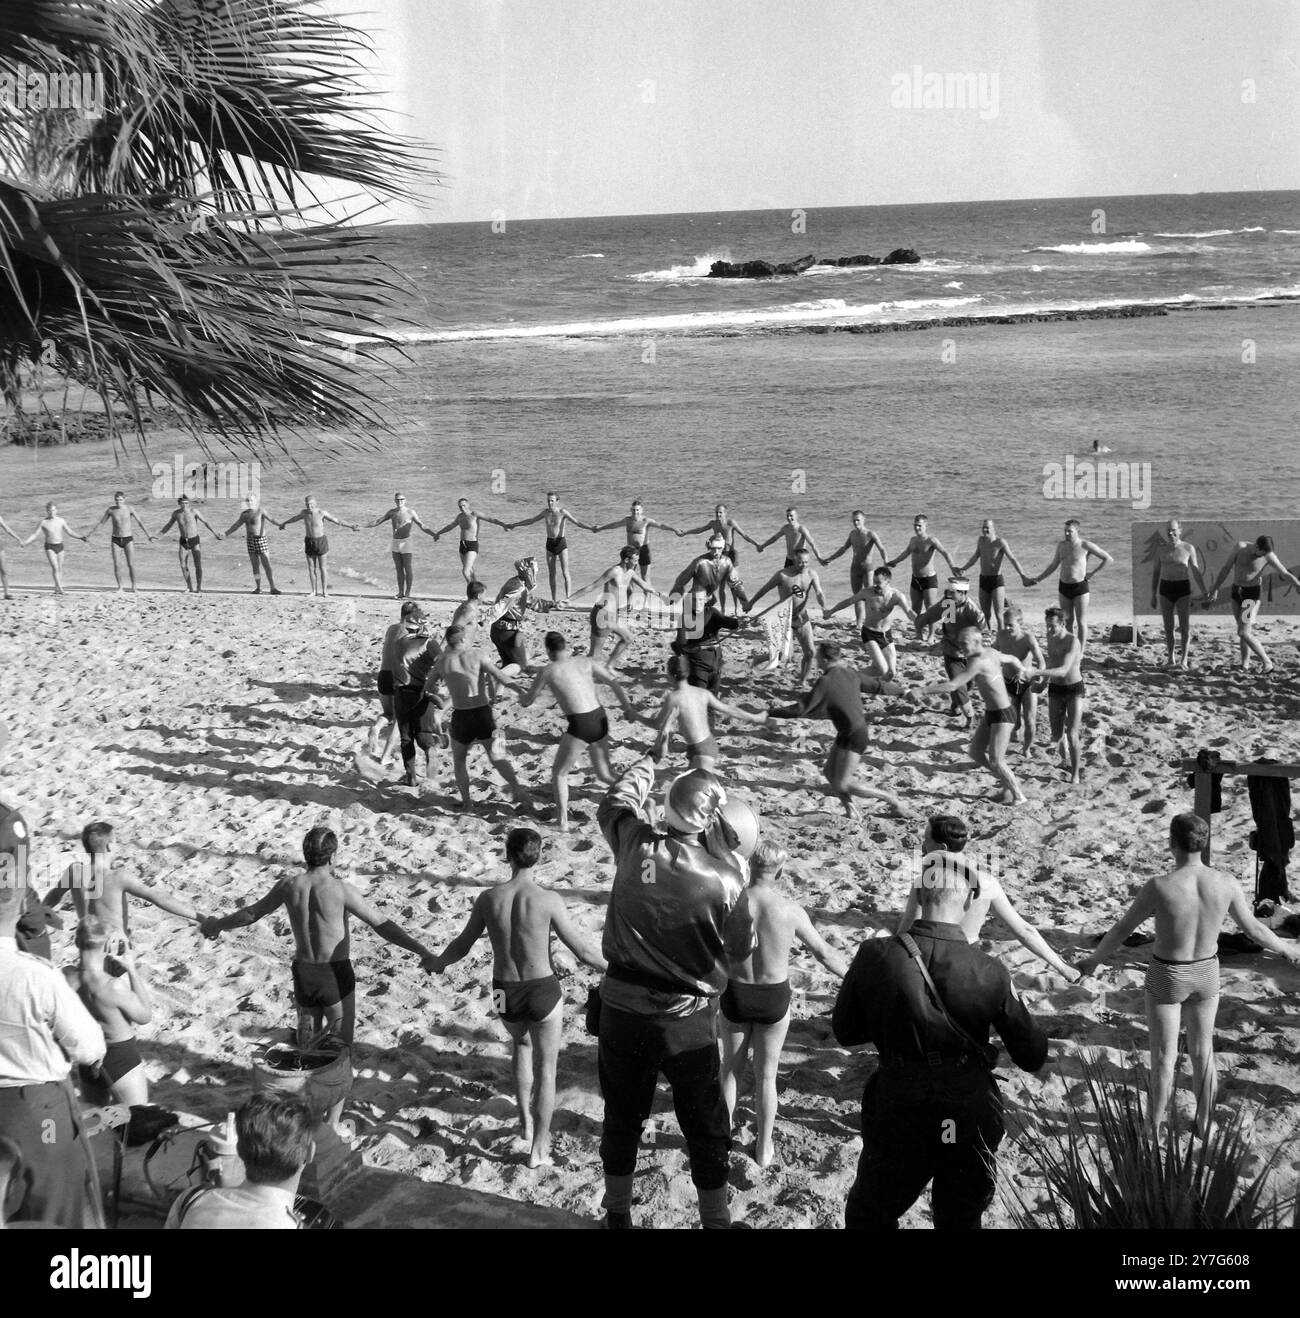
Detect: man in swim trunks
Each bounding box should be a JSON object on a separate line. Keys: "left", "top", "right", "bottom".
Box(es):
{"left": 749, "top": 547, "right": 827, "bottom": 685}
{"left": 201, "top": 825, "right": 438, "bottom": 1054}
{"left": 368, "top": 492, "right": 434, "bottom": 600}
{"left": 916, "top": 578, "right": 986, "bottom": 726}
{"left": 677, "top": 504, "right": 758, "bottom": 608}
{"left": 431, "top": 827, "right": 606, "bottom": 1168}
{"left": 428, "top": 625, "right": 536, "bottom": 814}
{"left": 671, "top": 534, "right": 751, "bottom": 616}
{"left": 651, "top": 654, "right": 769, "bottom": 772}
{"left": 767, "top": 640, "right": 909, "bottom": 817}
{"left": 434, "top": 498, "right": 510, "bottom": 586}
{"left": 957, "top": 518, "right": 1029, "bottom": 631}
{"left": 885, "top": 515, "right": 956, "bottom": 642}
{"left": 519, "top": 631, "right": 640, "bottom": 830}
{"left": 88, "top": 492, "right": 154, "bottom": 594}
{"left": 825, "top": 564, "right": 915, "bottom": 681}
{"left": 367, "top": 601, "right": 423, "bottom": 764}
{"left": 719, "top": 841, "right": 847, "bottom": 1168}
{"left": 756, "top": 506, "right": 828, "bottom": 572}
{"left": 1204, "top": 535, "right": 1300, "bottom": 674}
{"left": 279, "top": 494, "right": 359, "bottom": 598}
{"left": 566, "top": 545, "right": 666, "bottom": 667}
{"left": 1022, "top": 518, "right": 1112, "bottom": 650}
{"left": 224, "top": 494, "right": 283, "bottom": 595}
{"left": 590, "top": 499, "right": 680, "bottom": 586}
{"left": 22, "top": 502, "right": 88, "bottom": 595}
{"left": 507, "top": 492, "right": 592, "bottom": 602}
{"left": 65, "top": 919, "right": 153, "bottom": 1107}
{"left": 156, "top": 495, "right": 223, "bottom": 592}
{"left": 1078, "top": 812, "right": 1300, "bottom": 1137}
{"left": 1028, "top": 606, "right": 1085, "bottom": 784}
{"left": 450, "top": 579, "right": 491, "bottom": 638}
{"left": 0, "top": 512, "right": 21, "bottom": 599}
{"left": 995, "top": 606, "right": 1044, "bottom": 754}
{"left": 490, "top": 557, "right": 547, "bottom": 671}
{"left": 822, "top": 511, "right": 888, "bottom": 622}
{"left": 1149, "top": 518, "right": 1208, "bottom": 668}
{"left": 919, "top": 626, "right": 1030, "bottom": 805}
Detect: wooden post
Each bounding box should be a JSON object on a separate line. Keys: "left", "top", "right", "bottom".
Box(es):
{"left": 1192, "top": 770, "right": 1214, "bottom": 863}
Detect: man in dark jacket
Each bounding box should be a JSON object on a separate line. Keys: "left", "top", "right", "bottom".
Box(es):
{"left": 917, "top": 578, "right": 986, "bottom": 724}
{"left": 832, "top": 871, "right": 1048, "bottom": 1229}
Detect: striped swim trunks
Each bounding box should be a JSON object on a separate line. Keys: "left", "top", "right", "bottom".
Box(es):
{"left": 1145, "top": 953, "right": 1219, "bottom": 1006}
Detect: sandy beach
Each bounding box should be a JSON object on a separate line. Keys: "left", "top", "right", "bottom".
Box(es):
{"left": 4, "top": 570, "right": 1299, "bottom": 1229}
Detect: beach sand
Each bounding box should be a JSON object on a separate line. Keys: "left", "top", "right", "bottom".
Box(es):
{"left": 3, "top": 581, "right": 1300, "bottom": 1229}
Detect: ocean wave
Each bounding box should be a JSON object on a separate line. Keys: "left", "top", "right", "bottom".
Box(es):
{"left": 1275, "top": 229, "right": 1300, "bottom": 235}
{"left": 630, "top": 252, "right": 729, "bottom": 281}
{"left": 1153, "top": 227, "right": 1264, "bottom": 238}
{"left": 566, "top": 252, "right": 606, "bottom": 258}
{"left": 1032, "top": 240, "right": 1154, "bottom": 254}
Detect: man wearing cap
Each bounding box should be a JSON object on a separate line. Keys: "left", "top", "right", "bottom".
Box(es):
{"left": 671, "top": 535, "right": 751, "bottom": 615}
{"left": 490, "top": 558, "right": 543, "bottom": 671}
{"left": 917, "top": 578, "right": 986, "bottom": 727}
{"left": 389, "top": 606, "right": 446, "bottom": 788}
{"left": 595, "top": 759, "right": 748, "bottom": 1228}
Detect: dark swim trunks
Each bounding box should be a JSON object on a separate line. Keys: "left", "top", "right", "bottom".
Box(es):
{"left": 377, "top": 669, "right": 395, "bottom": 718}
{"left": 725, "top": 542, "right": 738, "bottom": 564}
{"left": 686, "top": 733, "right": 720, "bottom": 762}
{"left": 1006, "top": 675, "right": 1031, "bottom": 699}
{"left": 181, "top": 535, "right": 200, "bottom": 551}
{"left": 292, "top": 958, "right": 357, "bottom": 1010}
{"left": 450, "top": 704, "right": 496, "bottom": 745}
{"left": 834, "top": 725, "right": 872, "bottom": 754}
{"left": 566, "top": 709, "right": 609, "bottom": 744}
{"left": 911, "top": 573, "right": 938, "bottom": 594}
{"left": 100, "top": 1036, "right": 144, "bottom": 1083}
{"left": 1232, "top": 583, "right": 1262, "bottom": 604}
{"left": 111, "top": 535, "right": 133, "bottom": 549}
{"left": 45, "top": 542, "right": 64, "bottom": 555}
{"left": 638, "top": 544, "right": 651, "bottom": 568}
{"left": 983, "top": 704, "right": 1017, "bottom": 726}
{"left": 458, "top": 539, "right": 479, "bottom": 555}
{"left": 545, "top": 535, "right": 567, "bottom": 556}
{"left": 850, "top": 561, "right": 868, "bottom": 592}
{"left": 1159, "top": 580, "right": 1191, "bottom": 602}
{"left": 1058, "top": 578, "right": 1089, "bottom": 599}
{"left": 304, "top": 536, "right": 329, "bottom": 558}
{"left": 979, "top": 573, "right": 1005, "bottom": 593}
{"left": 1048, "top": 680, "right": 1086, "bottom": 706}
{"left": 720, "top": 980, "right": 792, "bottom": 1026}
{"left": 862, "top": 626, "right": 894, "bottom": 648}
{"left": 493, "top": 974, "right": 562, "bottom": 1023}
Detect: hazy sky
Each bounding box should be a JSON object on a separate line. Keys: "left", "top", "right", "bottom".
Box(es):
{"left": 353, "top": 0, "right": 1300, "bottom": 223}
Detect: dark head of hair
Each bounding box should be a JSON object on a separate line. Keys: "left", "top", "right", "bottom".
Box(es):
{"left": 818, "top": 640, "right": 843, "bottom": 664}
{"left": 236, "top": 1094, "right": 315, "bottom": 1184}
{"left": 1256, "top": 535, "right": 1274, "bottom": 554}
{"left": 873, "top": 565, "right": 892, "bottom": 580}
{"left": 302, "top": 826, "right": 338, "bottom": 869}
{"left": 505, "top": 827, "right": 542, "bottom": 869}
{"left": 544, "top": 631, "right": 567, "bottom": 656}
{"left": 667, "top": 654, "right": 691, "bottom": 680}
{"left": 75, "top": 917, "right": 108, "bottom": 951}
{"left": 444, "top": 625, "right": 466, "bottom": 647}
{"left": 466, "top": 579, "right": 486, "bottom": 599}
{"left": 81, "top": 821, "right": 113, "bottom": 855}
{"left": 619, "top": 545, "right": 638, "bottom": 562}
{"left": 114, "top": 490, "right": 125, "bottom": 500}
{"left": 177, "top": 495, "right": 188, "bottom": 505}
{"left": 1044, "top": 606, "right": 1065, "bottom": 624}
{"left": 1170, "top": 812, "right": 1210, "bottom": 855}
{"left": 928, "top": 814, "right": 969, "bottom": 852}
{"left": 1064, "top": 517, "right": 1081, "bottom": 531}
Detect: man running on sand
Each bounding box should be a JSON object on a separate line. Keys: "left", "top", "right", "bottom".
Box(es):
{"left": 885, "top": 515, "right": 956, "bottom": 642}
{"left": 1150, "top": 519, "right": 1209, "bottom": 668}
{"left": 767, "top": 640, "right": 909, "bottom": 817}
{"left": 88, "top": 492, "right": 154, "bottom": 593}
{"left": 589, "top": 499, "right": 680, "bottom": 585}
{"left": 756, "top": 506, "right": 827, "bottom": 570}
{"left": 565, "top": 545, "right": 664, "bottom": 668}
{"left": 825, "top": 564, "right": 915, "bottom": 681}
{"left": 1022, "top": 518, "right": 1112, "bottom": 650}
{"left": 651, "top": 654, "right": 769, "bottom": 772}
{"left": 958, "top": 518, "right": 1029, "bottom": 631}
{"left": 201, "top": 825, "right": 438, "bottom": 1049}
{"left": 224, "top": 494, "right": 282, "bottom": 595}
{"left": 389, "top": 606, "right": 448, "bottom": 788}
{"left": 156, "top": 496, "right": 222, "bottom": 592}
{"left": 918, "top": 626, "right": 1029, "bottom": 806}
{"left": 1078, "top": 812, "right": 1300, "bottom": 1137}
{"left": 431, "top": 827, "right": 607, "bottom": 1168}
{"left": 719, "top": 841, "right": 848, "bottom": 1168}
{"left": 22, "top": 502, "right": 88, "bottom": 595}
{"left": 428, "top": 625, "right": 536, "bottom": 814}
{"left": 434, "top": 498, "right": 510, "bottom": 585}
{"left": 1031, "top": 606, "right": 1086, "bottom": 783}
{"left": 279, "top": 495, "right": 359, "bottom": 598}
{"left": 506, "top": 493, "right": 591, "bottom": 602}
{"left": 823, "top": 511, "right": 888, "bottom": 620}
{"left": 0, "top": 512, "right": 22, "bottom": 599}
{"left": 1204, "top": 535, "right": 1300, "bottom": 674}
{"left": 367, "top": 601, "right": 422, "bottom": 765}
{"left": 995, "top": 606, "right": 1044, "bottom": 754}
{"left": 368, "top": 492, "right": 434, "bottom": 600}
{"left": 749, "top": 547, "right": 827, "bottom": 685}
{"left": 519, "top": 631, "right": 640, "bottom": 831}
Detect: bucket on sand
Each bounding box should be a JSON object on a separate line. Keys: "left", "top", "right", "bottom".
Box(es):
{"left": 250, "top": 1030, "right": 352, "bottom": 1123}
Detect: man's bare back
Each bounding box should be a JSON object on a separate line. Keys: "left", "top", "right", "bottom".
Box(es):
{"left": 538, "top": 654, "right": 601, "bottom": 715}
{"left": 278, "top": 866, "right": 351, "bottom": 963}
{"left": 1150, "top": 861, "right": 1239, "bottom": 961}
{"left": 476, "top": 880, "right": 566, "bottom": 982}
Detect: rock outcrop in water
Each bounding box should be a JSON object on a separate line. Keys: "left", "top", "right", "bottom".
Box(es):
{"left": 707, "top": 248, "right": 920, "bottom": 278}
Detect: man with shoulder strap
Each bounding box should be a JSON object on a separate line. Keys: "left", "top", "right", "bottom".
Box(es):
{"left": 831, "top": 849, "right": 1048, "bottom": 1229}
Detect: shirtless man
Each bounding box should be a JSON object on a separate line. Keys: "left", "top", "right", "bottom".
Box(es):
{"left": 995, "top": 606, "right": 1044, "bottom": 754}
{"left": 749, "top": 547, "right": 827, "bottom": 685}
{"left": 428, "top": 625, "right": 535, "bottom": 814}
{"left": 368, "top": 492, "right": 434, "bottom": 600}
{"left": 677, "top": 504, "right": 758, "bottom": 608}
{"left": 1023, "top": 518, "right": 1112, "bottom": 650}
{"left": 434, "top": 498, "right": 509, "bottom": 585}
{"left": 825, "top": 565, "right": 915, "bottom": 680}
{"left": 898, "top": 814, "right": 1079, "bottom": 980}
{"left": 719, "top": 841, "right": 847, "bottom": 1168}
{"left": 0, "top": 513, "right": 22, "bottom": 599}
{"left": 958, "top": 519, "right": 1029, "bottom": 631}
{"left": 280, "top": 495, "right": 359, "bottom": 597}
{"left": 156, "top": 496, "right": 222, "bottom": 592}
{"left": 671, "top": 535, "right": 750, "bottom": 616}
{"left": 822, "top": 512, "right": 888, "bottom": 623}
{"left": 201, "top": 825, "right": 438, "bottom": 1051}
{"left": 1148, "top": 519, "right": 1208, "bottom": 668}
{"left": 88, "top": 492, "right": 154, "bottom": 593}
{"left": 1078, "top": 813, "right": 1300, "bottom": 1136}
{"left": 518, "top": 632, "right": 639, "bottom": 831}
{"left": 767, "top": 641, "right": 909, "bottom": 817}
{"left": 589, "top": 499, "right": 679, "bottom": 586}
{"left": 431, "top": 827, "right": 606, "bottom": 1168}
{"left": 451, "top": 580, "right": 491, "bottom": 637}
{"left": 367, "top": 601, "right": 423, "bottom": 763}
{"left": 919, "top": 627, "right": 1029, "bottom": 805}
{"left": 756, "top": 507, "right": 827, "bottom": 571}
{"left": 565, "top": 545, "right": 664, "bottom": 667}
{"left": 1205, "top": 535, "right": 1300, "bottom": 674}
{"left": 1031, "top": 607, "right": 1085, "bottom": 783}
{"left": 885, "top": 515, "right": 956, "bottom": 641}
{"left": 651, "top": 654, "right": 769, "bottom": 772}
{"left": 65, "top": 919, "right": 153, "bottom": 1107}
{"left": 224, "top": 494, "right": 282, "bottom": 595}
{"left": 22, "top": 502, "right": 87, "bottom": 595}
{"left": 507, "top": 493, "right": 590, "bottom": 602}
